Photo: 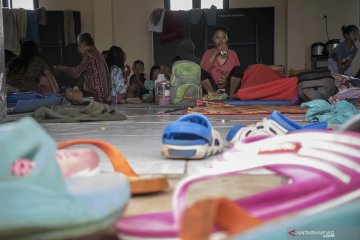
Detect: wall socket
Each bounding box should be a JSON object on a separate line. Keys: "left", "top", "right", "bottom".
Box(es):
{"left": 318, "top": 14, "right": 327, "bottom": 19}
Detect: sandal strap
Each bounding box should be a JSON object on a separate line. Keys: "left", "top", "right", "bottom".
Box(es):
{"left": 179, "top": 198, "right": 262, "bottom": 240}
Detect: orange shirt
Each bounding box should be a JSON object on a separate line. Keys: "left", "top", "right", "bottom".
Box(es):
{"left": 200, "top": 48, "right": 240, "bottom": 88}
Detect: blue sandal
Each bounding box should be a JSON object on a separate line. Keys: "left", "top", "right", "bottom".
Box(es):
{"left": 162, "top": 113, "right": 224, "bottom": 159}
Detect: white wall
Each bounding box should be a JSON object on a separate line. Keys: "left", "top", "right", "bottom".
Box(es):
{"left": 112, "top": 0, "right": 163, "bottom": 75}
{"left": 93, "top": 0, "right": 113, "bottom": 53}
{"left": 287, "top": 0, "right": 360, "bottom": 74}
{"left": 38, "top": 0, "right": 360, "bottom": 75}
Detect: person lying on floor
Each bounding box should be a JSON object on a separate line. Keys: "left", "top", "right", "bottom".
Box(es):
{"left": 232, "top": 64, "right": 298, "bottom": 101}
{"left": 53, "top": 32, "right": 111, "bottom": 104}
{"left": 6, "top": 40, "right": 59, "bottom": 94}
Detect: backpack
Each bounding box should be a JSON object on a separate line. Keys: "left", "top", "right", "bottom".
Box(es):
{"left": 170, "top": 60, "right": 202, "bottom": 104}
{"left": 297, "top": 69, "right": 338, "bottom": 102}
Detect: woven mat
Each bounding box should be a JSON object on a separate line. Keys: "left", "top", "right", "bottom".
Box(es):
{"left": 175, "top": 102, "right": 306, "bottom": 115}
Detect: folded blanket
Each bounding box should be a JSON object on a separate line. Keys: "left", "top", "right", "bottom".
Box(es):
{"left": 31, "top": 100, "right": 127, "bottom": 122}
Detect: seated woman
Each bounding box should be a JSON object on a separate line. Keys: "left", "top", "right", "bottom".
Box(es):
{"left": 200, "top": 25, "right": 297, "bottom": 101}
{"left": 53, "top": 32, "right": 111, "bottom": 104}
{"left": 200, "top": 25, "right": 242, "bottom": 99}
{"left": 6, "top": 41, "right": 59, "bottom": 94}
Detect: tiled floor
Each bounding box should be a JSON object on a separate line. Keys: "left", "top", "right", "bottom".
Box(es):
{"left": 4, "top": 104, "right": 308, "bottom": 239}
{"left": 38, "top": 104, "right": 308, "bottom": 176}
{"left": 32, "top": 104, "right": 307, "bottom": 217}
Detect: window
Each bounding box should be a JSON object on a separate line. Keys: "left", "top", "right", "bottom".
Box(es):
{"left": 5, "top": 0, "right": 38, "bottom": 9}
{"left": 12, "top": 0, "right": 34, "bottom": 9}
{"left": 167, "top": 0, "right": 227, "bottom": 10}
{"left": 201, "top": 0, "right": 223, "bottom": 9}
{"left": 170, "top": 0, "right": 192, "bottom": 11}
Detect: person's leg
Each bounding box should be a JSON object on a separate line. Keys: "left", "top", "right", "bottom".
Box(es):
{"left": 227, "top": 66, "right": 245, "bottom": 99}
{"left": 201, "top": 70, "right": 216, "bottom": 94}
{"left": 126, "top": 83, "right": 140, "bottom": 98}
{"left": 126, "top": 82, "right": 142, "bottom": 103}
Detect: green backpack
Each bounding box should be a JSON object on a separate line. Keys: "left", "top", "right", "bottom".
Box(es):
{"left": 170, "top": 60, "right": 202, "bottom": 104}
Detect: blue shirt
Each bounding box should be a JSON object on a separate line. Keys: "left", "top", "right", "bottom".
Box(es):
{"left": 329, "top": 40, "right": 358, "bottom": 62}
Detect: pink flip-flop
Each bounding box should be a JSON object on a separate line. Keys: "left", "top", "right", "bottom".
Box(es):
{"left": 116, "top": 130, "right": 360, "bottom": 239}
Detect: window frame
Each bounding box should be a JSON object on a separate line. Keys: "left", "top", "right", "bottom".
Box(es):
{"left": 165, "top": 0, "right": 228, "bottom": 10}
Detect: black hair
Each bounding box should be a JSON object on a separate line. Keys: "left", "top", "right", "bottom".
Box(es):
{"left": 77, "top": 32, "right": 95, "bottom": 46}
{"left": 7, "top": 40, "right": 39, "bottom": 74}
{"left": 211, "top": 25, "right": 229, "bottom": 37}
{"left": 102, "top": 50, "right": 109, "bottom": 55}
{"left": 133, "top": 60, "right": 144, "bottom": 66}
{"left": 106, "top": 46, "right": 125, "bottom": 76}
{"left": 341, "top": 25, "right": 359, "bottom": 37}
{"left": 149, "top": 65, "right": 161, "bottom": 80}
{"left": 172, "top": 55, "right": 182, "bottom": 64}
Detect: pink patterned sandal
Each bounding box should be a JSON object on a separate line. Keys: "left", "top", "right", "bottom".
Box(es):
{"left": 56, "top": 149, "right": 100, "bottom": 178}
{"left": 116, "top": 130, "right": 360, "bottom": 239}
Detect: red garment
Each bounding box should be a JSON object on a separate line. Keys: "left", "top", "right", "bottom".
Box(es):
{"left": 241, "top": 64, "right": 284, "bottom": 88}
{"left": 236, "top": 64, "right": 298, "bottom": 100}
{"left": 160, "top": 11, "right": 183, "bottom": 44}
{"left": 200, "top": 48, "right": 240, "bottom": 89}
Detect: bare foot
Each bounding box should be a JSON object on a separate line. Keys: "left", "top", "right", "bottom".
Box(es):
{"left": 65, "top": 88, "right": 83, "bottom": 105}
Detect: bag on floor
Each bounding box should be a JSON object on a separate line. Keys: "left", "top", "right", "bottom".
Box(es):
{"left": 170, "top": 60, "right": 202, "bottom": 104}
{"left": 297, "top": 70, "right": 338, "bottom": 102}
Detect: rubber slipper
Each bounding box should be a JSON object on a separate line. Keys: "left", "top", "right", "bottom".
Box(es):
{"left": 56, "top": 149, "right": 100, "bottom": 178}
{"left": 57, "top": 139, "right": 169, "bottom": 195}
{"left": 162, "top": 113, "right": 224, "bottom": 159}
{"left": 226, "top": 111, "right": 327, "bottom": 144}
{"left": 0, "top": 117, "right": 130, "bottom": 240}
{"left": 116, "top": 130, "right": 360, "bottom": 239}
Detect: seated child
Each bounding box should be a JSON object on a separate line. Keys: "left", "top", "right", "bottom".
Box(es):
{"left": 142, "top": 65, "right": 160, "bottom": 102}
{"left": 126, "top": 60, "right": 147, "bottom": 103}
{"left": 106, "top": 46, "right": 128, "bottom": 104}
